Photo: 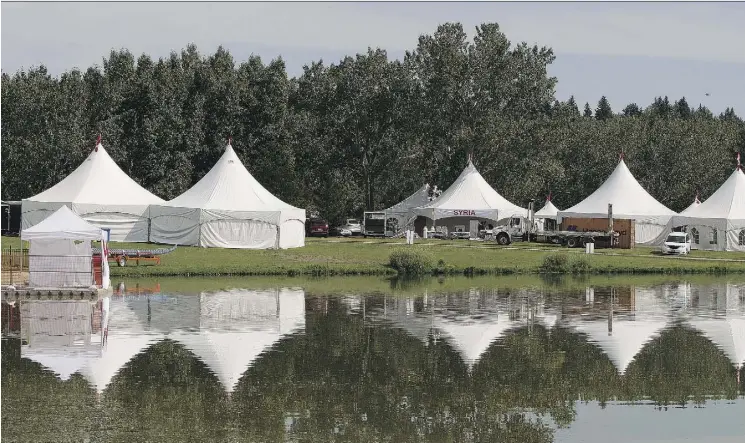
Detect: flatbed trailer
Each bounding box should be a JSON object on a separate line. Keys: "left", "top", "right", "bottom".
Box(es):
{"left": 528, "top": 230, "right": 619, "bottom": 248}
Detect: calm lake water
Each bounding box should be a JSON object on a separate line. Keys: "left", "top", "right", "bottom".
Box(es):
{"left": 2, "top": 275, "right": 745, "bottom": 443}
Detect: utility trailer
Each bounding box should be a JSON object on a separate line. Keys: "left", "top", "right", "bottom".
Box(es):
{"left": 363, "top": 211, "right": 387, "bottom": 237}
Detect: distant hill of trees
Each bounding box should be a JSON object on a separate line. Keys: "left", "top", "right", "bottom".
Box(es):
{"left": 2, "top": 22, "right": 743, "bottom": 224}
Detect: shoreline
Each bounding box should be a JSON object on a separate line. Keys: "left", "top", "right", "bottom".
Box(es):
{"left": 3, "top": 236, "right": 744, "bottom": 280}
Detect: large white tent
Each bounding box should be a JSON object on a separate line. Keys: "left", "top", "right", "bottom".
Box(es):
{"left": 171, "top": 288, "right": 306, "bottom": 393}
{"left": 672, "top": 167, "right": 745, "bottom": 251}
{"left": 149, "top": 143, "right": 306, "bottom": 249}
{"left": 22, "top": 142, "right": 164, "bottom": 242}
{"left": 534, "top": 197, "right": 561, "bottom": 231}
{"left": 557, "top": 159, "right": 677, "bottom": 245}
{"left": 412, "top": 161, "right": 526, "bottom": 234}
{"left": 383, "top": 183, "right": 435, "bottom": 233}
{"left": 21, "top": 205, "right": 110, "bottom": 289}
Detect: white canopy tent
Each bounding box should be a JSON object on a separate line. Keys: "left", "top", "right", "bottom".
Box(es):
{"left": 149, "top": 143, "right": 306, "bottom": 249}
{"left": 672, "top": 167, "right": 745, "bottom": 251}
{"left": 383, "top": 183, "right": 436, "bottom": 233}
{"left": 534, "top": 197, "right": 561, "bottom": 231}
{"left": 171, "top": 288, "right": 306, "bottom": 393}
{"left": 21, "top": 205, "right": 110, "bottom": 289}
{"left": 557, "top": 159, "right": 677, "bottom": 245}
{"left": 412, "top": 161, "right": 526, "bottom": 233}
{"left": 22, "top": 142, "right": 164, "bottom": 242}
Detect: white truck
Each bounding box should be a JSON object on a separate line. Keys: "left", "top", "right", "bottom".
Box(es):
{"left": 484, "top": 201, "right": 619, "bottom": 248}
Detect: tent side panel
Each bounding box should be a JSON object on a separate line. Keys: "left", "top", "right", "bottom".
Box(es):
{"left": 148, "top": 206, "right": 201, "bottom": 246}
{"left": 22, "top": 200, "right": 66, "bottom": 230}
{"left": 199, "top": 219, "right": 279, "bottom": 249}
{"left": 28, "top": 239, "right": 93, "bottom": 287}
{"left": 279, "top": 219, "right": 305, "bottom": 249}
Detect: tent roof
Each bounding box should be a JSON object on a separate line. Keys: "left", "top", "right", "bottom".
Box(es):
{"left": 415, "top": 161, "right": 526, "bottom": 217}
{"left": 385, "top": 183, "right": 432, "bottom": 215}
{"left": 25, "top": 143, "right": 164, "bottom": 205}
{"left": 558, "top": 160, "right": 677, "bottom": 220}
{"left": 677, "top": 168, "right": 745, "bottom": 222}
{"left": 535, "top": 199, "right": 560, "bottom": 219}
{"left": 161, "top": 144, "right": 302, "bottom": 212}
{"left": 22, "top": 205, "right": 103, "bottom": 240}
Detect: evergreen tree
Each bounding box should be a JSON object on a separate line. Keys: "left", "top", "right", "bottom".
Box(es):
{"left": 595, "top": 96, "right": 613, "bottom": 121}
{"left": 583, "top": 102, "right": 593, "bottom": 118}
{"left": 622, "top": 103, "right": 642, "bottom": 117}
{"left": 674, "top": 97, "right": 692, "bottom": 119}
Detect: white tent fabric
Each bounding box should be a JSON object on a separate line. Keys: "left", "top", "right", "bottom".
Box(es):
{"left": 22, "top": 143, "right": 164, "bottom": 242}
{"left": 21, "top": 205, "right": 110, "bottom": 288}
{"left": 534, "top": 199, "right": 560, "bottom": 220}
{"left": 434, "top": 313, "right": 518, "bottom": 370}
{"left": 557, "top": 160, "right": 677, "bottom": 245}
{"left": 575, "top": 320, "right": 667, "bottom": 375}
{"left": 672, "top": 168, "right": 745, "bottom": 251}
{"left": 413, "top": 161, "right": 526, "bottom": 222}
{"left": 149, "top": 144, "right": 306, "bottom": 249}
{"left": 172, "top": 288, "right": 306, "bottom": 392}
{"left": 688, "top": 317, "right": 745, "bottom": 369}
{"left": 384, "top": 183, "right": 434, "bottom": 232}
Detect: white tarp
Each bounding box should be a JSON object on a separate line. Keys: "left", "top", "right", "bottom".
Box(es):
{"left": 172, "top": 288, "right": 306, "bottom": 393}
{"left": 22, "top": 205, "right": 110, "bottom": 289}
{"left": 672, "top": 168, "right": 745, "bottom": 252}
{"left": 384, "top": 183, "right": 434, "bottom": 233}
{"left": 557, "top": 159, "right": 678, "bottom": 245}
{"left": 149, "top": 144, "right": 305, "bottom": 249}
{"left": 413, "top": 161, "right": 526, "bottom": 222}
{"left": 21, "top": 143, "right": 164, "bottom": 242}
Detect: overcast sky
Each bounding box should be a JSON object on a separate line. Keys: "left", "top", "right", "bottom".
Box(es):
{"left": 2, "top": 1, "right": 745, "bottom": 114}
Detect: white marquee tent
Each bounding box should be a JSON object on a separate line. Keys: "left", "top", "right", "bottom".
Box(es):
{"left": 171, "top": 288, "right": 306, "bottom": 393}
{"left": 557, "top": 159, "right": 677, "bottom": 245}
{"left": 21, "top": 205, "right": 110, "bottom": 289}
{"left": 413, "top": 161, "right": 526, "bottom": 231}
{"left": 149, "top": 143, "right": 306, "bottom": 249}
{"left": 22, "top": 142, "right": 164, "bottom": 242}
{"left": 535, "top": 198, "right": 560, "bottom": 220}
{"left": 672, "top": 167, "right": 745, "bottom": 251}
{"left": 384, "top": 183, "right": 435, "bottom": 233}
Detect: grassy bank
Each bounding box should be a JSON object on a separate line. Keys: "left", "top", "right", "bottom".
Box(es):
{"left": 3, "top": 236, "right": 744, "bottom": 277}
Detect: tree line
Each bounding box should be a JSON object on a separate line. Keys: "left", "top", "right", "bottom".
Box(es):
{"left": 2, "top": 22, "right": 744, "bottom": 224}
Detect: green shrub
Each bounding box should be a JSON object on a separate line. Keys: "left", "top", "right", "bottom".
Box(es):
{"left": 540, "top": 253, "right": 569, "bottom": 274}
{"left": 570, "top": 255, "right": 592, "bottom": 274}
{"left": 389, "top": 249, "right": 434, "bottom": 275}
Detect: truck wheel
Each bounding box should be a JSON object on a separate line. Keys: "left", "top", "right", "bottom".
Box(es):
{"left": 566, "top": 237, "right": 579, "bottom": 248}
{"left": 496, "top": 233, "right": 511, "bottom": 245}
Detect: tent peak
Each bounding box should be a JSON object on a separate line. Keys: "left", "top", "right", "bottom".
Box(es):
{"left": 95, "top": 134, "right": 102, "bottom": 152}
{"left": 737, "top": 152, "right": 741, "bottom": 171}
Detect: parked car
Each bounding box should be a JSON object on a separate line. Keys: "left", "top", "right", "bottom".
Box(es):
{"left": 661, "top": 232, "right": 691, "bottom": 255}
{"left": 305, "top": 218, "right": 329, "bottom": 237}
{"left": 342, "top": 218, "right": 362, "bottom": 236}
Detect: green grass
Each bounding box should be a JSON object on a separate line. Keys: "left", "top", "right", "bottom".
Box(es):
{"left": 3, "top": 236, "right": 744, "bottom": 277}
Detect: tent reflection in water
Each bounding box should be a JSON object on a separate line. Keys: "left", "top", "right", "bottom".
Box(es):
{"left": 21, "top": 205, "right": 110, "bottom": 289}
{"left": 171, "top": 288, "right": 306, "bottom": 393}
{"left": 149, "top": 142, "right": 306, "bottom": 249}
{"left": 19, "top": 297, "right": 162, "bottom": 394}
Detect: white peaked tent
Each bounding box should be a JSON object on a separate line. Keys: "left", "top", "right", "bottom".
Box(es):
{"left": 22, "top": 205, "right": 110, "bottom": 289}
{"left": 688, "top": 317, "right": 745, "bottom": 370}
{"left": 535, "top": 198, "right": 560, "bottom": 220}
{"left": 22, "top": 142, "right": 164, "bottom": 242}
{"left": 413, "top": 160, "right": 526, "bottom": 225}
{"left": 434, "top": 313, "right": 519, "bottom": 370}
{"left": 673, "top": 167, "right": 745, "bottom": 251}
{"left": 172, "top": 288, "right": 306, "bottom": 393}
{"left": 149, "top": 143, "right": 306, "bottom": 249}
{"left": 384, "top": 183, "right": 435, "bottom": 232}
{"left": 558, "top": 159, "right": 677, "bottom": 245}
